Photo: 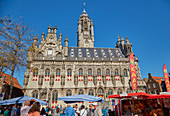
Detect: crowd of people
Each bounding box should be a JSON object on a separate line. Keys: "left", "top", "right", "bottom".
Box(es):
{"left": 0, "top": 100, "right": 110, "bottom": 116}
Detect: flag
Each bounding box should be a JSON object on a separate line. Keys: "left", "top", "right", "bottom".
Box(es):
{"left": 163, "top": 64, "right": 170, "bottom": 92}
{"left": 129, "top": 53, "right": 137, "bottom": 90}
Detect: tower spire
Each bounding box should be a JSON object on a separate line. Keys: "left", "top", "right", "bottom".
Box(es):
{"left": 83, "top": 3, "right": 86, "bottom": 12}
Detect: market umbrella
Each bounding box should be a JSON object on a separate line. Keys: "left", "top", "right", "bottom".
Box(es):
{"left": 58, "top": 94, "right": 104, "bottom": 103}
{"left": 0, "top": 96, "right": 47, "bottom": 105}
{"left": 108, "top": 92, "right": 151, "bottom": 99}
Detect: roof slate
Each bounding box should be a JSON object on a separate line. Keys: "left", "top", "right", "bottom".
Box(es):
{"left": 152, "top": 76, "right": 165, "bottom": 84}
{"left": 68, "top": 47, "right": 125, "bottom": 58}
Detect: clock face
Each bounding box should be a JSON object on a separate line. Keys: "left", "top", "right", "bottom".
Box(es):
{"left": 84, "top": 31, "right": 89, "bottom": 35}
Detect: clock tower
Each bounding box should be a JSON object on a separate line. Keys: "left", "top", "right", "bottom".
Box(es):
{"left": 77, "top": 3, "right": 94, "bottom": 48}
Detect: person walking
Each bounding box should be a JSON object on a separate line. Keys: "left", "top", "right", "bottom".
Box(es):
{"left": 3, "top": 108, "right": 9, "bottom": 116}
{"left": 80, "top": 105, "right": 87, "bottom": 116}
{"left": 93, "top": 103, "right": 103, "bottom": 116}
{"left": 65, "top": 105, "right": 75, "bottom": 116}
{"left": 87, "top": 104, "right": 93, "bottom": 116}
{"left": 27, "top": 102, "right": 41, "bottom": 116}
{"left": 10, "top": 104, "right": 17, "bottom": 116}
{"left": 20, "top": 100, "right": 31, "bottom": 116}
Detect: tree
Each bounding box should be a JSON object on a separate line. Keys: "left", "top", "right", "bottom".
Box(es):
{"left": 0, "top": 16, "right": 34, "bottom": 98}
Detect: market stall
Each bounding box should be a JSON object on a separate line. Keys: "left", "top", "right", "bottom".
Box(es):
{"left": 108, "top": 92, "right": 170, "bottom": 116}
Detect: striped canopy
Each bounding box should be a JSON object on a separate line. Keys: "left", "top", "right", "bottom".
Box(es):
{"left": 0, "top": 96, "right": 47, "bottom": 105}
{"left": 58, "top": 94, "right": 104, "bottom": 103}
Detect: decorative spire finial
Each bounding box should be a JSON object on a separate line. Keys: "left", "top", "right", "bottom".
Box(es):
{"left": 83, "top": 3, "right": 86, "bottom": 12}
{"left": 34, "top": 34, "right": 38, "bottom": 41}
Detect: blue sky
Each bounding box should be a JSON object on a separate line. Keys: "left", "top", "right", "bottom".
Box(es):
{"left": 0, "top": 0, "right": 170, "bottom": 86}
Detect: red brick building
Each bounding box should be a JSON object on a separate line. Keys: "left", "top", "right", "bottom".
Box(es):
{"left": 146, "top": 73, "right": 167, "bottom": 94}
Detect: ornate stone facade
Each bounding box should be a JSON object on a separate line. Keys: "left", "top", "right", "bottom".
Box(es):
{"left": 23, "top": 8, "right": 146, "bottom": 107}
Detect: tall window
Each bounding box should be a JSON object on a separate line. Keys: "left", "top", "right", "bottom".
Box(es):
{"left": 78, "top": 89, "right": 84, "bottom": 95}
{"left": 45, "top": 69, "right": 50, "bottom": 77}
{"left": 153, "top": 83, "right": 157, "bottom": 88}
{"left": 89, "top": 89, "right": 94, "bottom": 96}
{"left": 97, "top": 69, "right": 101, "bottom": 76}
{"left": 123, "top": 69, "right": 128, "bottom": 77}
{"left": 52, "top": 90, "right": 58, "bottom": 101}
{"left": 79, "top": 68, "right": 83, "bottom": 76}
{"left": 117, "top": 88, "right": 122, "bottom": 94}
{"left": 32, "top": 90, "right": 38, "bottom": 99}
{"left": 126, "top": 88, "right": 131, "bottom": 93}
{"left": 108, "top": 89, "right": 113, "bottom": 95}
{"left": 148, "top": 84, "right": 151, "bottom": 89}
{"left": 33, "top": 69, "right": 38, "bottom": 77}
{"left": 67, "top": 69, "right": 72, "bottom": 76}
{"left": 88, "top": 69, "right": 92, "bottom": 76}
{"left": 56, "top": 69, "right": 60, "bottom": 76}
{"left": 115, "top": 69, "right": 119, "bottom": 75}
{"left": 47, "top": 48, "right": 53, "bottom": 56}
{"left": 66, "top": 90, "right": 72, "bottom": 96}
{"left": 106, "top": 69, "right": 110, "bottom": 76}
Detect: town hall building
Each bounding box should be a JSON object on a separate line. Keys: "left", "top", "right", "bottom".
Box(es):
{"left": 23, "top": 7, "right": 146, "bottom": 107}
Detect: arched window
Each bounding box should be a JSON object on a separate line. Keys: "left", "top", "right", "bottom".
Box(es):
{"left": 67, "top": 69, "right": 72, "bottom": 76}
{"left": 32, "top": 90, "right": 38, "bottom": 99}
{"left": 106, "top": 69, "right": 110, "bottom": 76}
{"left": 126, "top": 88, "right": 131, "bottom": 93}
{"left": 89, "top": 89, "right": 94, "bottom": 96}
{"left": 52, "top": 90, "right": 58, "bottom": 101}
{"left": 97, "top": 88, "right": 104, "bottom": 94}
{"left": 117, "top": 88, "right": 122, "bottom": 94}
{"left": 45, "top": 69, "right": 50, "bottom": 77}
{"left": 108, "top": 89, "right": 113, "bottom": 95}
{"left": 79, "top": 68, "right": 83, "bottom": 76}
{"left": 115, "top": 69, "right": 119, "bottom": 76}
{"left": 78, "top": 89, "right": 84, "bottom": 95}
{"left": 97, "top": 69, "right": 101, "bottom": 76}
{"left": 56, "top": 69, "right": 60, "bottom": 76}
{"left": 124, "top": 69, "right": 128, "bottom": 77}
{"left": 66, "top": 90, "right": 72, "bottom": 96}
{"left": 88, "top": 69, "right": 92, "bottom": 76}
{"left": 33, "top": 68, "right": 38, "bottom": 77}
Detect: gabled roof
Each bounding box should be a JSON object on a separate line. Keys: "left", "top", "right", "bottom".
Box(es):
{"left": 1, "top": 73, "right": 23, "bottom": 90}
{"left": 152, "top": 76, "right": 165, "bottom": 84}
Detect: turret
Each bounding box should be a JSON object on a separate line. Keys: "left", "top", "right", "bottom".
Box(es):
{"left": 58, "top": 33, "right": 62, "bottom": 49}
{"left": 121, "top": 36, "right": 125, "bottom": 49}
{"left": 64, "top": 35, "right": 68, "bottom": 47}
{"left": 64, "top": 35, "right": 68, "bottom": 56}
{"left": 41, "top": 32, "right": 45, "bottom": 41}
{"left": 125, "top": 36, "right": 132, "bottom": 56}
{"left": 33, "top": 34, "right": 38, "bottom": 44}
{"left": 118, "top": 34, "right": 121, "bottom": 45}
{"left": 48, "top": 25, "right": 51, "bottom": 34}
{"left": 54, "top": 25, "right": 57, "bottom": 34}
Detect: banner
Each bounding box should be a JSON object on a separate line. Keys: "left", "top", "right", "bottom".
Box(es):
{"left": 129, "top": 53, "right": 137, "bottom": 90}
{"left": 163, "top": 64, "right": 170, "bottom": 92}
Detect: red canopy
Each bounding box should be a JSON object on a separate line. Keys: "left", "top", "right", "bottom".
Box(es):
{"left": 148, "top": 94, "right": 170, "bottom": 99}
{"left": 108, "top": 92, "right": 151, "bottom": 99}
